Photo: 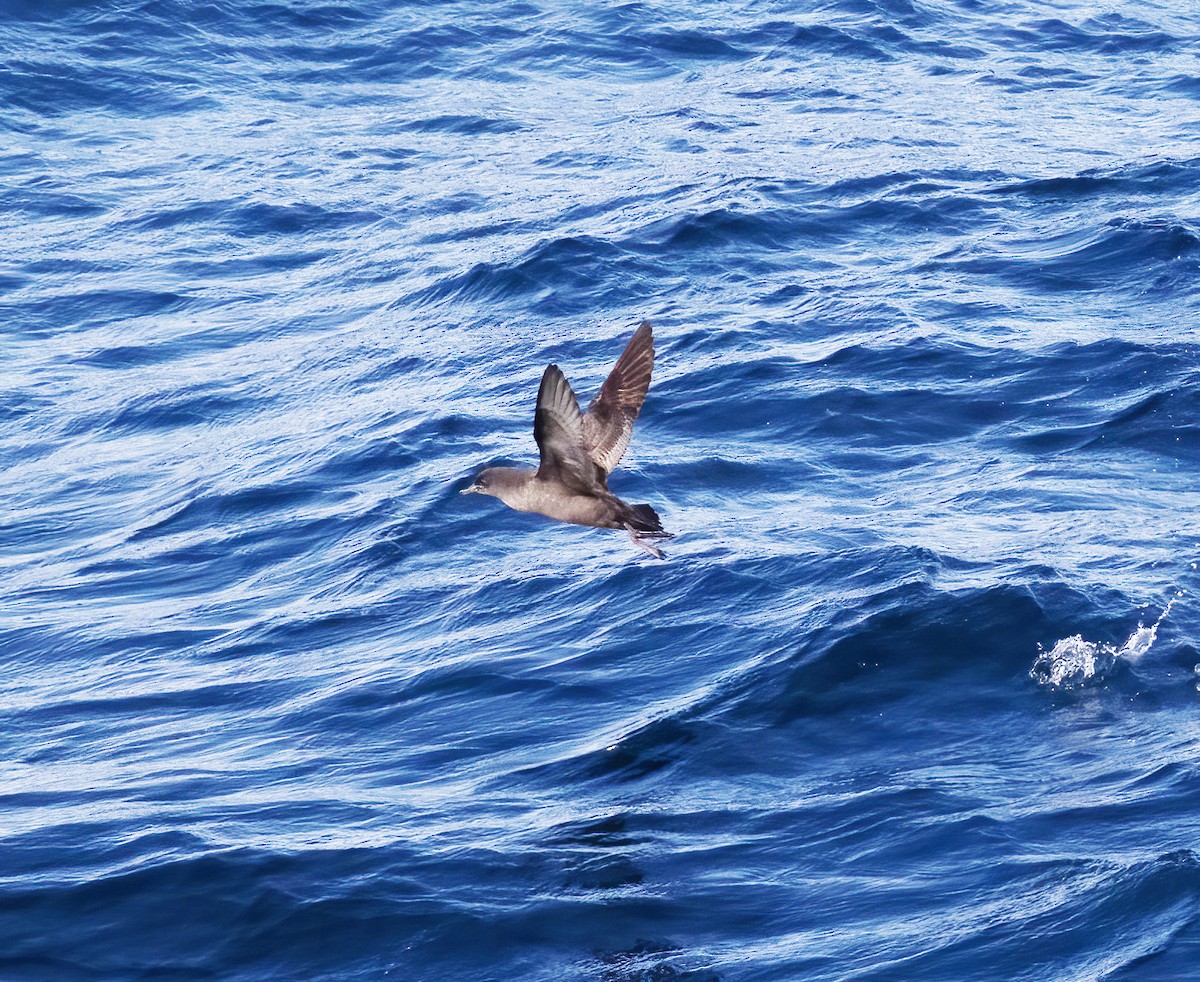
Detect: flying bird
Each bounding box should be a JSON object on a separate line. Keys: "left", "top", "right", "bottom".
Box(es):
{"left": 461, "top": 321, "right": 672, "bottom": 558}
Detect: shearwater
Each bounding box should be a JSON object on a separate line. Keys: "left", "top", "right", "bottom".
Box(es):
{"left": 461, "top": 321, "right": 672, "bottom": 558}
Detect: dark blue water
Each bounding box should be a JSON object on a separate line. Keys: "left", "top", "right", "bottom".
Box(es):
{"left": 3, "top": 1, "right": 1200, "bottom": 978}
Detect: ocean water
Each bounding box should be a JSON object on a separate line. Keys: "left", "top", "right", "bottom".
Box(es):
{"left": 2, "top": 0, "right": 1199, "bottom": 978}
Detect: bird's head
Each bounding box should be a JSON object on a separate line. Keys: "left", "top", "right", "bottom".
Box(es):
{"left": 460, "top": 466, "right": 524, "bottom": 498}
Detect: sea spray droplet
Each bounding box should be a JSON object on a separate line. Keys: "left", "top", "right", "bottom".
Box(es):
{"left": 1030, "top": 602, "right": 1175, "bottom": 689}
{"left": 1030, "top": 635, "right": 1117, "bottom": 689}
{"left": 1119, "top": 619, "right": 1159, "bottom": 663}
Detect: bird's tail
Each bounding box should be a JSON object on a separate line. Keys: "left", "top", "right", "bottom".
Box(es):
{"left": 622, "top": 502, "right": 671, "bottom": 537}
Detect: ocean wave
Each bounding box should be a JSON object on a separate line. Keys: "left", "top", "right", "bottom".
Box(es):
{"left": 999, "top": 14, "right": 1182, "bottom": 55}
{"left": 4, "top": 0, "right": 1200, "bottom": 978}
{"left": 929, "top": 215, "right": 1199, "bottom": 291}
{"left": 993, "top": 157, "right": 1200, "bottom": 199}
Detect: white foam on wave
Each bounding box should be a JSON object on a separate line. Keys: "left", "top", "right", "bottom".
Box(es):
{"left": 1030, "top": 596, "right": 1179, "bottom": 689}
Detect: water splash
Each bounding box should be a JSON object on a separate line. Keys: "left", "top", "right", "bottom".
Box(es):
{"left": 1030, "top": 596, "right": 1178, "bottom": 689}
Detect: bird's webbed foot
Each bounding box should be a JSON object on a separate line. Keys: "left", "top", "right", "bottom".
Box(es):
{"left": 625, "top": 524, "right": 672, "bottom": 560}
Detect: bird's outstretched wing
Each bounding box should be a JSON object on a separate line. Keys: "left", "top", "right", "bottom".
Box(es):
{"left": 534, "top": 364, "right": 606, "bottom": 495}
{"left": 582, "top": 321, "right": 654, "bottom": 475}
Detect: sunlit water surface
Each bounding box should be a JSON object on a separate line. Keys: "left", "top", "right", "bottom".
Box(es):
{"left": 3, "top": 1, "right": 1200, "bottom": 979}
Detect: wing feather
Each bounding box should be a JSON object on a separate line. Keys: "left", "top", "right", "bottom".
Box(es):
{"left": 534, "top": 365, "right": 605, "bottom": 495}
{"left": 582, "top": 321, "right": 654, "bottom": 475}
